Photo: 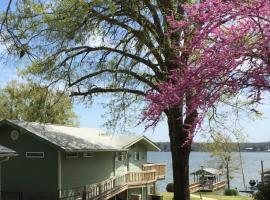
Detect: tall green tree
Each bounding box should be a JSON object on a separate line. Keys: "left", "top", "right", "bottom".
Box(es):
{"left": 0, "top": 81, "right": 77, "bottom": 125}
{"left": 205, "top": 133, "right": 239, "bottom": 190}
{"left": 2, "top": 1, "right": 194, "bottom": 199}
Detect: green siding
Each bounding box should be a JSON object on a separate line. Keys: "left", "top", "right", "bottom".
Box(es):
{"left": 61, "top": 151, "right": 115, "bottom": 189}
{"left": 115, "top": 152, "right": 128, "bottom": 176}
{"left": 0, "top": 125, "right": 58, "bottom": 193}
{"left": 128, "top": 142, "right": 148, "bottom": 172}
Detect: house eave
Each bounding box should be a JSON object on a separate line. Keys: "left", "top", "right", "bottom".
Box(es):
{"left": 123, "top": 136, "right": 160, "bottom": 152}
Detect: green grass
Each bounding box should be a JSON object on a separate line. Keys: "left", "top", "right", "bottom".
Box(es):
{"left": 162, "top": 192, "right": 252, "bottom": 200}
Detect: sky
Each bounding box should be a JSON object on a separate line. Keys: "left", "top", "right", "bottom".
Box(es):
{"left": 0, "top": 1, "right": 270, "bottom": 143}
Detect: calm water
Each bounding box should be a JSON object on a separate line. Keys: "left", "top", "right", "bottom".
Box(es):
{"left": 148, "top": 152, "right": 270, "bottom": 192}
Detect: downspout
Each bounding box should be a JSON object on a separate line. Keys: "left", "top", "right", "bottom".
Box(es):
{"left": 113, "top": 152, "right": 116, "bottom": 176}
{"left": 0, "top": 156, "right": 10, "bottom": 200}
{"left": 127, "top": 150, "right": 129, "bottom": 172}
{"left": 58, "top": 151, "right": 62, "bottom": 199}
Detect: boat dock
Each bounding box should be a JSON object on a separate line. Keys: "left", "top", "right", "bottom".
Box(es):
{"left": 189, "top": 167, "right": 226, "bottom": 193}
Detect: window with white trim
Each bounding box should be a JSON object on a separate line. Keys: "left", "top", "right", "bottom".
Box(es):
{"left": 66, "top": 152, "right": 79, "bottom": 158}
{"left": 83, "top": 152, "right": 94, "bottom": 158}
{"left": 134, "top": 152, "right": 142, "bottom": 161}
{"left": 116, "top": 152, "right": 126, "bottom": 161}
{"left": 26, "top": 152, "right": 44, "bottom": 158}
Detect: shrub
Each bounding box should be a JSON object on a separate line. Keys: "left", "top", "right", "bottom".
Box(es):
{"left": 224, "top": 188, "right": 238, "bottom": 196}
{"left": 166, "top": 183, "right": 174, "bottom": 192}
{"left": 253, "top": 184, "right": 270, "bottom": 200}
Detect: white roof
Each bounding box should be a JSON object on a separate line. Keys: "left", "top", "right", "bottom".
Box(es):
{"left": 0, "top": 120, "right": 160, "bottom": 152}
{"left": 191, "top": 168, "right": 222, "bottom": 176}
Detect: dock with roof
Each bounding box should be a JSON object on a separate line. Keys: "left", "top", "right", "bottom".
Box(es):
{"left": 190, "top": 167, "right": 226, "bottom": 192}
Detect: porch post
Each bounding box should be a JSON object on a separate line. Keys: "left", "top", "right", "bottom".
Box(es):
{"left": 153, "top": 182, "right": 156, "bottom": 194}
{"left": 126, "top": 188, "right": 129, "bottom": 200}
{"left": 0, "top": 163, "right": 1, "bottom": 200}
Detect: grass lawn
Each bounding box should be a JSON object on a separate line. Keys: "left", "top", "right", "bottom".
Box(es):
{"left": 162, "top": 192, "right": 252, "bottom": 200}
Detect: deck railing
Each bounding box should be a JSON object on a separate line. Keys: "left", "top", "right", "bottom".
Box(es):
{"left": 142, "top": 163, "right": 166, "bottom": 179}
{"left": 210, "top": 180, "right": 226, "bottom": 191}
{"left": 60, "top": 170, "right": 157, "bottom": 200}
{"left": 189, "top": 183, "right": 201, "bottom": 193}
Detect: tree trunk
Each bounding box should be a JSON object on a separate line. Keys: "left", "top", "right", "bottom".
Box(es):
{"left": 167, "top": 107, "right": 191, "bottom": 200}
{"left": 226, "top": 163, "right": 230, "bottom": 189}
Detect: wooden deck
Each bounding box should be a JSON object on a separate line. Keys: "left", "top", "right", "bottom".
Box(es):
{"left": 142, "top": 163, "right": 166, "bottom": 180}
{"left": 189, "top": 181, "right": 226, "bottom": 193}
{"left": 59, "top": 164, "right": 166, "bottom": 200}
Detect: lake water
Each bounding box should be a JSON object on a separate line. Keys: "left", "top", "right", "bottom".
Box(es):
{"left": 148, "top": 152, "right": 270, "bottom": 192}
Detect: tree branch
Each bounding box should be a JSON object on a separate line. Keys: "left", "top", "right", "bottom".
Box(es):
{"left": 63, "top": 46, "right": 157, "bottom": 69}
{"left": 71, "top": 87, "right": 146, "bottom": 97}
{"left": 69, "top": 68, "right": 158, "bottom": 90}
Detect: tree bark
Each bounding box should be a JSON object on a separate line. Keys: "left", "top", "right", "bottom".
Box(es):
{"left": 226, "top": 163, "right": 230, "bottom": 189}
{"left": 167, "top": 107, "right": 191, "bottom": 200}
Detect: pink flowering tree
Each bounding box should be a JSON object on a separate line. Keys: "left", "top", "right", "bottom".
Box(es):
{"left": 143, "top": 0, "right": 270, "bottom": 199}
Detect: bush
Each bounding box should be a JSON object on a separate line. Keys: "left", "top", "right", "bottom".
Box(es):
{"left": 224, "top": 188, "right": 238, "bottom": 196}
{"left": 166, "top": 183, "right": 174, "bottom": 192}
{"left": 253, "top": 184, "right": 270, "bottom": 200}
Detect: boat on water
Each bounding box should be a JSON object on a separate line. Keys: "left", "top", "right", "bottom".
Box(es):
{"left": 267, "top": 149, "right": 270, "bottom": 152}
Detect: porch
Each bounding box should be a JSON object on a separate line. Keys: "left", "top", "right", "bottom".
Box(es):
{"left": 60, "top": 163, "right": 166, "bottom": 200}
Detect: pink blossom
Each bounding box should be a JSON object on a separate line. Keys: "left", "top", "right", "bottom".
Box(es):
{"left": 143, "top": 0, "right": 270, "bottom": 144}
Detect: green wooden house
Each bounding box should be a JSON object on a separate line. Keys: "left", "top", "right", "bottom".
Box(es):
{"left": 0, "top": 119, "right": 166, "bottom": 200}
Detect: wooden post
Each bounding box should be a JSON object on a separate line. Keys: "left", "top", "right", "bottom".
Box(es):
{"left": 201, "top": 166, "right": 204, "bottom": 185}
{"left": 0, "top": 164, "right": 1, "bottom": 200}
{"left": 126, "top": 188, "right": 129, "bottom": 200}
{"left": 261, "top": 160, "right": 264, "bottom": 186}
{"left": 153, "top": 182, "right": 156, "bottom": 194}
{"left": 82, "top": 186, "right": 87, "bottom": 200}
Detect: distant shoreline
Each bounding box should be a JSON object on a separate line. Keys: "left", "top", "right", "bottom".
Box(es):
{"left": 156, "top": 142, "right": 270, "bottom": 152}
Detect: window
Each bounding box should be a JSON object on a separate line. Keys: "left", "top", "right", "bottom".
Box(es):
{"left": 134, "top": 152, "right": 142, "bottom": 161}
{"left": 83, "top": 152, "right": 94, "bottom": 158}
{"left": 26, "top": 152, "right": 44, "bottom": 158}
{"left": 66, "top": 152, "right": 79, "bottom": 158}
{"left": 116, "top": 152, "right": 126, "bottom": 161}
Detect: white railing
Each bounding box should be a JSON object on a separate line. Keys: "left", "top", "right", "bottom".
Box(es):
{"left": 60, "top": 170, "right": 157, "bottom": 200}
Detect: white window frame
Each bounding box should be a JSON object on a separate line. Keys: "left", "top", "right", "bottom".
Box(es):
{"left": 134, "top": 152, "right": 141, "bottom": 161}
{"left": 83, "top": 152, "right": 94, "bottom": 158}
{"left": 66, "top": 152, "right": 79, "bottom": 158}
{"left": 26, "top": 152, "right": 44, "bottom": 158}
{"left": 116, "top": 152, "right": 126, "bottom": 161}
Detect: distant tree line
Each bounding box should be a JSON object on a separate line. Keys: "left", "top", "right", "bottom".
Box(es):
{"left": 156, "top": 142, "right": 270, "bottom": 152}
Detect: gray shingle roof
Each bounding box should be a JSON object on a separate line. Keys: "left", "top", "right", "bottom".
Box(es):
{"left": 0, "top": 145, "right": 17, "bottom": 157}
{"left": 1, "top": 120, "right": 159, "bottom": 152}
{"left": 191, "top": 168, "right": 222, "bottom": 176}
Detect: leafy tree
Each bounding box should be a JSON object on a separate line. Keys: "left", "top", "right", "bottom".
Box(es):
{"left": 205, "top": 133, "right": 239, "bottom": 190}
{"left": 0, "top": 81, "right": 78, "bottom": 125}
{"left": 253, "top": 184, "right": 270, "bottom": 200}
{"left": 2, "top": 0, "right": 270, "bottom": 199}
